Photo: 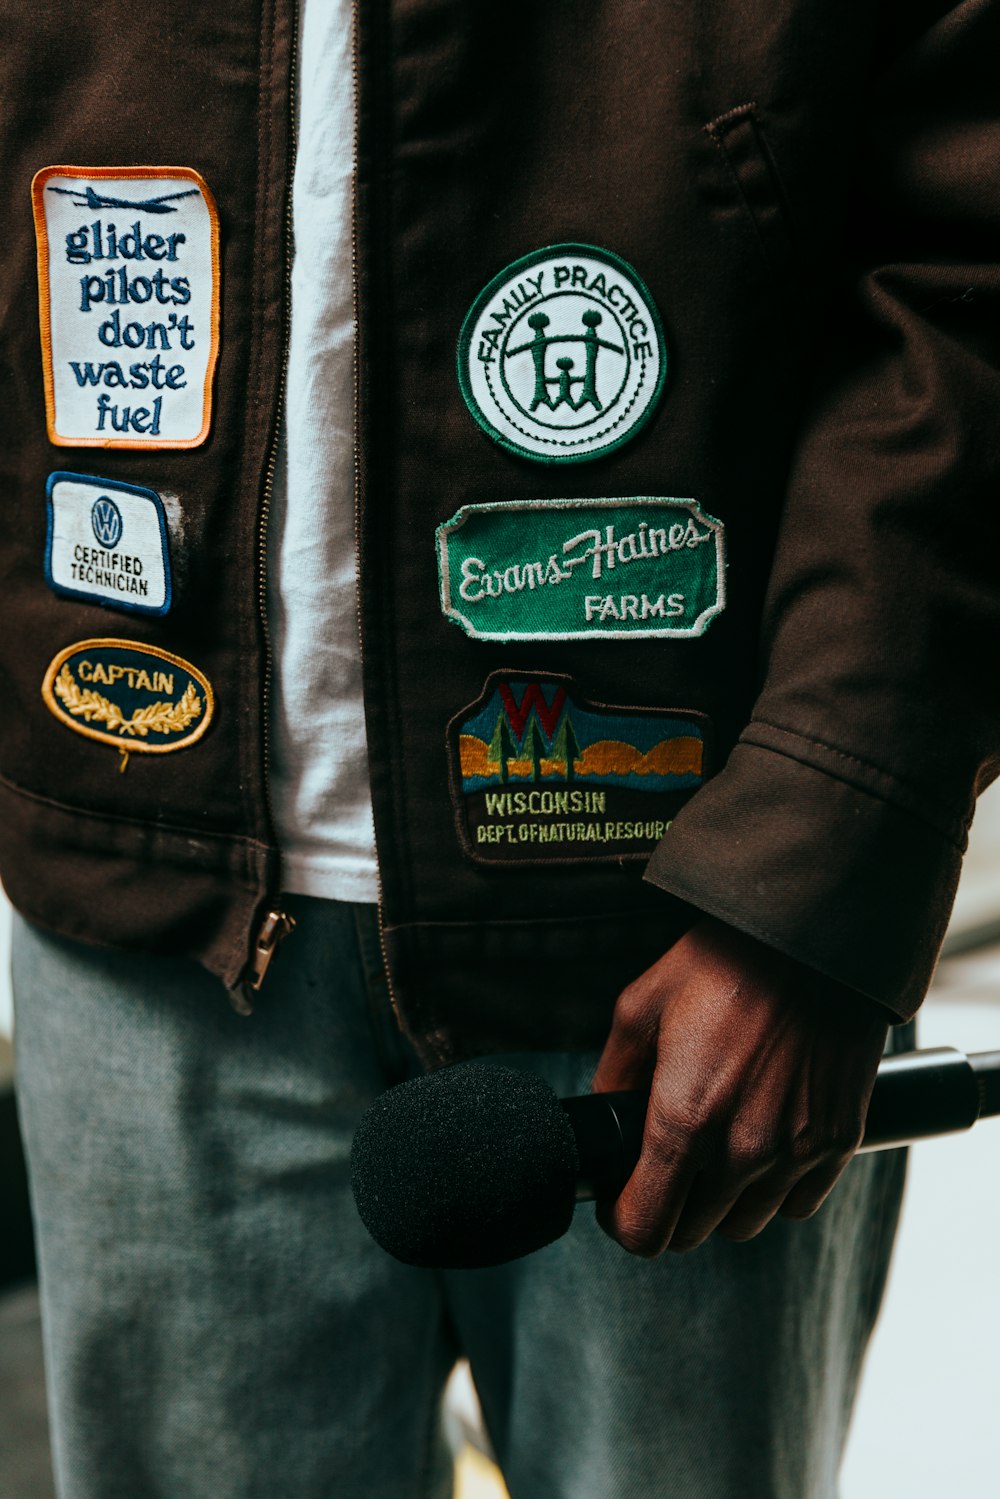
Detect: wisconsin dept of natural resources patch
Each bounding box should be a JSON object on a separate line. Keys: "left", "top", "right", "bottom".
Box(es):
{"left": 449, "top": 674, "right": 708, "bottom": 865}
{"left": 458, "top": 244, "right": 667, "bottom": 464}
{"left": 42, "top": 640, "right": 213, "bottom": 757}
{"left": 437, "top": 497, "right": 725, "bottom": 641}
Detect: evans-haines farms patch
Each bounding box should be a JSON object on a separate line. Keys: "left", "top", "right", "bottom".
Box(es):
{"left": 448, "top": 675, "right": 708, "bottom": 865}
{"left": 458, "top": 244, "right": 667, "bottom": 464}
{"left": 45, "top": 472, "right": 172, "bottom": 616}
{"left": 42, "top": 640, "right": 213, "bottom": 757}
{"left": 32, "top": 166, "right": 220, "bottom": 448}
{"left": 437, "top": 497, "right": 725, "bottom": 641}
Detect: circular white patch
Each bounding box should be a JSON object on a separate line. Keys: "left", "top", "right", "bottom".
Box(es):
{"left": 458, "top": 244, "right": 667, "bottom": 464}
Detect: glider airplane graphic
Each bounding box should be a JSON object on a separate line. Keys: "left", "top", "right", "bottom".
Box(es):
{"left": 47, "top": 185, "right": 199, "bottom": 214}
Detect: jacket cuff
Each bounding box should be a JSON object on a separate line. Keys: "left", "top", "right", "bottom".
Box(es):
{"left": 643, "top": 733, "right": 966, "bottom": 1022}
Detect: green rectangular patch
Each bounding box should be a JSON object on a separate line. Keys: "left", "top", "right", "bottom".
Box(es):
{"left": 436, "top": 497, "right": 726, "bottom": 641}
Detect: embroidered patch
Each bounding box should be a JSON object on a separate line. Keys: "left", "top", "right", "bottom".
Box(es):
{"left": 448, "top": 674, "right": 708, "bottom": 865}
{"left": 45, "top": 472, "right": 172, "bottom": 616}
{"left": 457, "top": 244, "right": 667, "bottom": 464}
{"left": 437, "top": 497, "right": 725, "bottom": 641}
{"left": 42, "top": 640, "right": 213, "bottom": 754}
{"left": 32, "top": 166, "right": 220, "bottom": 448}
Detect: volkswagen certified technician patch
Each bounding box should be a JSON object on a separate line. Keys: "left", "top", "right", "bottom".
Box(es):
{"left": 32, "top": 166, "right": 220, "bottom": 448}
{"left": 437, "top": 497, "right": 725, "bottom": 641}
{"left": 45, "top": 472, "right": 172, "bottom": 616}
{"left": 457, "top": 244, "right": 667, "bottom": 463}
{"left": 42, "top": 640, "right": 213, "bottom": 755}
{"left": 448, "top": 674, "right": 708, "bottom": 864}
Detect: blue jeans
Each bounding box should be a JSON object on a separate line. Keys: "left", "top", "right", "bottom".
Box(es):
{"left": 13, "top": 896, "right": 912, "bottom": 1499}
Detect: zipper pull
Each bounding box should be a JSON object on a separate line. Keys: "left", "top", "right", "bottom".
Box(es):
{"left": 230, "top": 908, "right": 297, "bottom": 1015}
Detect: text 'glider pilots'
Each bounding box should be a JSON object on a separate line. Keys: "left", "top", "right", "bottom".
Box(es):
{"left": 32, "top": 167, "right": 220, "bottom": 448}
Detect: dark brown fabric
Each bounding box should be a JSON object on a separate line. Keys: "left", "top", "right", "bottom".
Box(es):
{"left": 0, "top": 0, "right": 293, "bottom": 984}
{"left": 1, "top": 1, "right": 998, "bottom": 1055}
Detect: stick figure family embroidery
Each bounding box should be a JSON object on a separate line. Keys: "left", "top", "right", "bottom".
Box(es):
{"left": 507, "top": 309, "right": 624, "bottom": 413}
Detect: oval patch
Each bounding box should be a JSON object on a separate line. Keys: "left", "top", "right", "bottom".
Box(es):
{"left": 42, "top": 639, "right": 214, "bottom": 754}
{"left": 457, "top": 243, "right": 668, "bottom": 464}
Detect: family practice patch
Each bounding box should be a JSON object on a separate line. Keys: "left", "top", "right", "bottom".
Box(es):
{"left": 42, "top": 639, "right": 213, "bottom": 754}
{"left": 46, "top": 472, "right": 172, "bottom": 616}
{"left": 458, "top": 244, "right": 667, "bottom": 464}
{"left": 437, "top": 497, "right": 725, "bottom": 641}
{"left": 449, "top": 675, "right": 708, "bottom": 865}
{"left": 32, "top": 167, "right": 220, "bottom": 448}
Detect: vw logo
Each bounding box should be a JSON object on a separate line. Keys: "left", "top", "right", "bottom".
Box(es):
{"left": 91, "top": 496, "right": 123, "bottom": 549}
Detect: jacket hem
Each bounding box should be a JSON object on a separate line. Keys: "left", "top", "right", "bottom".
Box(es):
{"left": 0, "top": 773, "right": 277, "bottom": 991}
{"left": 382, "top": 900, "right": 698, "bottom": 1068}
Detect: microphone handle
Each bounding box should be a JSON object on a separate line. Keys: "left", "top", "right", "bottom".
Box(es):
{"left": 858, "top": 1046, "right": 998, "bottom": 1152}
{"left": 565, "top": 1047, "right": 1000, "bottom": 1203}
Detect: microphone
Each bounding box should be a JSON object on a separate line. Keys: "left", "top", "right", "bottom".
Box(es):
{"left": 350, "top": 1047, "right": 1000, "bottom": 1270}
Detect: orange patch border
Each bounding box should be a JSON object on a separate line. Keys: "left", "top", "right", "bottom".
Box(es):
{"left": 31, "top": 165, "right": 221, "bottom": 450}
{"left": 41, "top": 637, "right": 215, "bottom": 754}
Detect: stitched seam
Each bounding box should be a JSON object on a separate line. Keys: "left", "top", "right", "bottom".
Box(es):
{"left": 640, "top": 871, "right": 910, "bottom": 1018}
{"left": 741, "top": 732, "right": 966, "bottom": 850}
{"left": 483, "top": 354, "right": 647, "bottom": 447}
{"left": 236, "top": 0, "right": 275, "bottom": 842}
{"left": 704, "top": 102, "right": 797, "bottom": 272}
{"left": 706, "top": 148, "right": 770, "bottom": 267}
{"left": 376, "top": 6, "right": 416, "bottom": 917}
{"left": 0, "top": 766, "right": 270, "bottom": 854}
{"left": 744, "top": 107, "right": 799, "bottom": 238}
{"left": 744, "top": 718, "right": 969, "bottom": 844}
{"left": 707, "top": 100, "right": 760, "bottom": 131}
{"left": 381, "top": 909, "right": 669, "bottom": 936}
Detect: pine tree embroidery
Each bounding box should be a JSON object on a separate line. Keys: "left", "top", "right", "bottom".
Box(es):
{"left": 523, "top": 718, "right": 544, "bottom": 783}
{"left": 550, "top": 714, "right": 580, "bottom": 780}
{"left": 488, "top": 712, "right": 517, "bottom": 783}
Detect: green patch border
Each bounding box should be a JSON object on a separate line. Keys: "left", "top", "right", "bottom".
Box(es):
{"left": 435, "top": 496, "right": 727, "bottom": 642}
{"left": 456, "top": 242, "right": 669, "bottom": 466}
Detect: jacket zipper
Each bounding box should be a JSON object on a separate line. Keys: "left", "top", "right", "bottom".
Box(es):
{"left": 234, "top": 0, "right": 301, "bottom": 1012}
{"left": 350, "top": 0, "right": 402, "bottom": 1025}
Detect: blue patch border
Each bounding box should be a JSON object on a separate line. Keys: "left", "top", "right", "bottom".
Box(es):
{"left": 44, "top": 471, "right": 173, "bottom": 618}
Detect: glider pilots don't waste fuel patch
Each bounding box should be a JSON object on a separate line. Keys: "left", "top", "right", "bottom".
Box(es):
{"left": 437, "top": 497, "right": 726, "bottom": 641}
{"left": 449, "top": 675, "right": 708, "bottom": 865}
{"left": 32, "top": 166, "right": 220, "bottom": 448}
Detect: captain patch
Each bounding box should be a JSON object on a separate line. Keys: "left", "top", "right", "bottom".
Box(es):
{"left": 42, "top": 639, "right": 213, "bottom": 755}
{"left": 448, "top": 674, "right": 708, "bottom": 865}
{"left": 32, "top": 167, "right": 220, "bottom": 448}
{"left": 437, "top": 497, "right": 725, "bottom": 640}
{"left": 45, "top": 472, "right": 172, "bottom": 616}
{"left": 457, "top": 244, "right": 667, "bottom": 464}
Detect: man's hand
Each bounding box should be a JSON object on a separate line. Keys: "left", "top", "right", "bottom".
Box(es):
{"left": 591, "top": 916, "right": 891, "bottom": 1256}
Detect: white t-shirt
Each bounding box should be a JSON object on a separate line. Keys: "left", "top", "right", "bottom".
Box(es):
{"left": 266, "top": 0, "right": 378, "bottom": 903}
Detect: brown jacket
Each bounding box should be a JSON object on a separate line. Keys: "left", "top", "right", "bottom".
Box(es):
{"left": 1, "top": 1, "right": 998, "bottom": 1064}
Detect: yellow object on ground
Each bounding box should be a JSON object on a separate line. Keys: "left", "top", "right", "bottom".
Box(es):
{"left": 455, "top": 1443, "right": 510, "bottom": 1499}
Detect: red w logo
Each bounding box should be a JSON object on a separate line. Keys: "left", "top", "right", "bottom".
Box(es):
{"left": 499, "top": 682, "right": 567, "bottom": 742}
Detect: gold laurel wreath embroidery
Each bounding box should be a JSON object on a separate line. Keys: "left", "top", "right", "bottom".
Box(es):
{"left": 53, "top": 663, "right": 202, "bottom": 739}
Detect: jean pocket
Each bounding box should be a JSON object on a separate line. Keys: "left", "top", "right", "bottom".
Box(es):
{"left": 703, "top": 103, "right": 799, "bottom": 281}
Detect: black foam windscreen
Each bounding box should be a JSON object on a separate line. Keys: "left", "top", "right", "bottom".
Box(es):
{"left": 350, "top": 1062, "right": 580, "bottom": 1269}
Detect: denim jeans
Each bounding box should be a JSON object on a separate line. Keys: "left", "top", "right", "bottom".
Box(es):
{"left": 13, "top": 896, "right": 912, "bottom": 1499}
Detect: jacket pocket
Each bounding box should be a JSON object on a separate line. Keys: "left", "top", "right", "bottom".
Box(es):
{"left": 704, "top": 103, "right": 798, "bottom": 280}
